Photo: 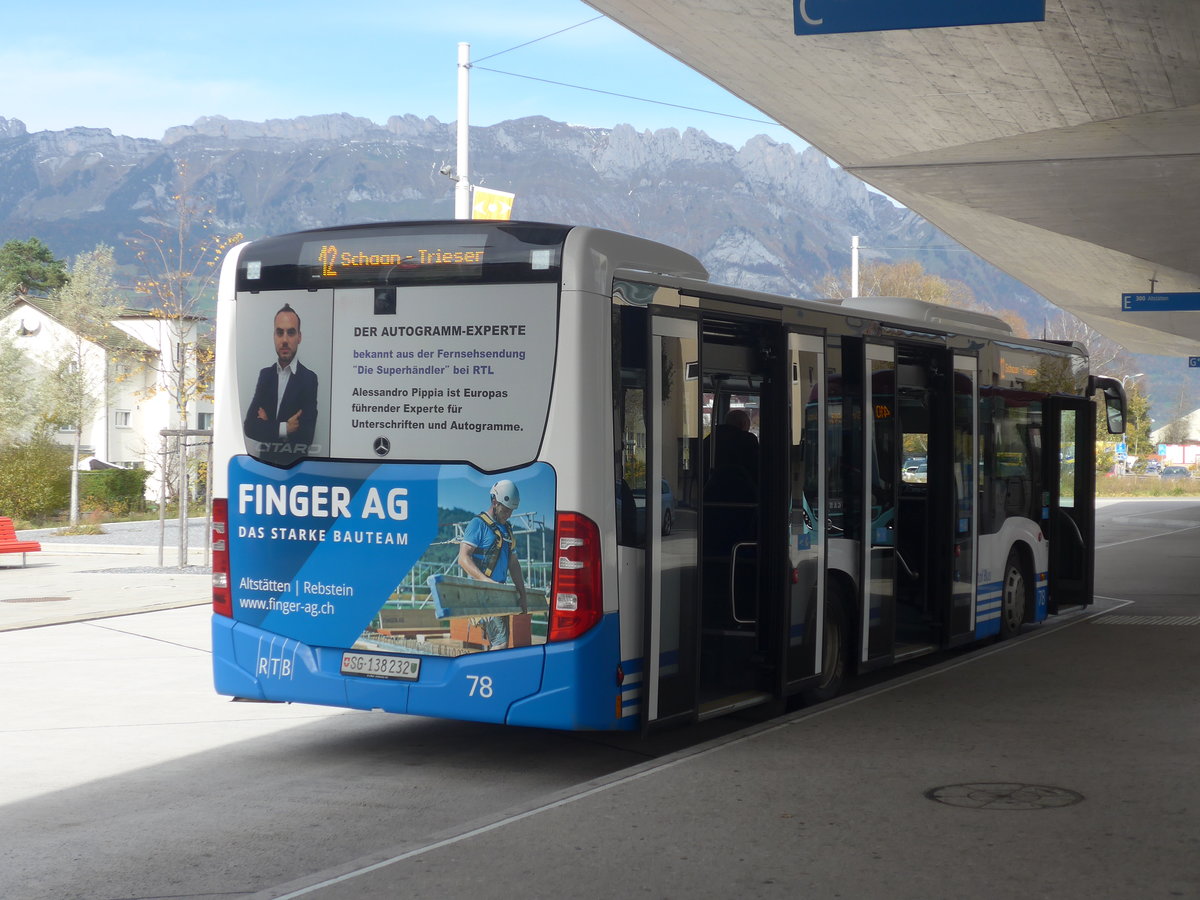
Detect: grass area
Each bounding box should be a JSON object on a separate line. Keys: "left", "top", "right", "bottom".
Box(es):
{"left": 10, "top": 504, "right": 210, "bottom": 532}
{"left": 54, "top": 523, "right": 107, "bottom": 536}
{"left": 1096, "top": 475, "right": 1200, "bottom": 498}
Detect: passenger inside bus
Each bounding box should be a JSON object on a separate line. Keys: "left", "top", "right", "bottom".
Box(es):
{"left": 706, "top": 408, "right": 759, "bottom": 495}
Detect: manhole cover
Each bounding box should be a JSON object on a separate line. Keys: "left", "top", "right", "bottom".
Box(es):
{"left": 925, "top": 783, "right": 1083, "bottom": 810}
{"left": 1, "top": 597, "right": 70, "bottom": 604}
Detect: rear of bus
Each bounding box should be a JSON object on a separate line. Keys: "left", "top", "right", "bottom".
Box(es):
{"left": 209, "top": 222, "right": 623, "bottom": 730}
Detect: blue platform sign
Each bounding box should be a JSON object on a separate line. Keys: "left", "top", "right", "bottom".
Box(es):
{"left": 1121, "top": 293, "right": 1200, "bottom": 312}
{"left": 794, "top": 0, "right": 1045, "bottom": 35}
{"left": 1190, "top": 357, "right": 1200, "bottom": 368}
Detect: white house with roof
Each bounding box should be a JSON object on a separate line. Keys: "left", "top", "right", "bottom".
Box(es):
{"left": 0, "top": 296, "right": 213, "bottom": 479}
{"left": 1150, "top": 408, "right": 1200, "bottom": 467}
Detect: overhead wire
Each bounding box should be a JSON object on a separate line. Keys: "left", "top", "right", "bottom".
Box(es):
{"left": 470, "top": 66, "right": 780, "bottom": 126}
{"left": 471, "top": 15, "right": 606, "bottom": 64}
{"left": 468, "top": 17, "right": 782, "bottom": 129}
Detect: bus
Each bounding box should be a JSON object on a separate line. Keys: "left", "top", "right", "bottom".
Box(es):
{"left": 210, "top": 221, "right": 1126, "bottom": 732}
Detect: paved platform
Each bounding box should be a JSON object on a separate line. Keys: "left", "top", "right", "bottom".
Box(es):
{"left": 3, "top": 503, "right": 1197, "bottom": 899}
{"left": 0, "top": 542, "right": 209, "bottom": 631}
{"left": 261, "top": 499, "right": 1200, "bottom": 900}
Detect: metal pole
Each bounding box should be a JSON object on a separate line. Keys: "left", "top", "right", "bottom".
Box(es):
{"left": 851, "top": 235, "right": 860, "bottom": 298}
{"left": 205, "top": 439, "right": 212, "bottom": 562}
{"left": 178, "top": 434, "right": 188, "bottom": 567}
{"left": 455, "top": 42, "right": 471, "bottom": 220}
{"left": 157, "top": 440, "right": 167, "bottom": 568}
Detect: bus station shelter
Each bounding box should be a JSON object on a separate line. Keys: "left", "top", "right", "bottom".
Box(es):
{"left": 585, "top": 0, "right": 1200, "bottom": 358}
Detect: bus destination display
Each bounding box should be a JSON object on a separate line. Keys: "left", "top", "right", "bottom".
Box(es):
{"left": 302, "top": 234, "right": 488, "bottom": 281}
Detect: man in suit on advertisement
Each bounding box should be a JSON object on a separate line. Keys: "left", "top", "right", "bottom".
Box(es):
{"left": 243, "top": 304, "right": 319, "bottom": 465}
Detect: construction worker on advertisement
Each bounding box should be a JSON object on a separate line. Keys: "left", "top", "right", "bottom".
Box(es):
{"left": 455, "top": 479, "right": 529, "bottom": 650}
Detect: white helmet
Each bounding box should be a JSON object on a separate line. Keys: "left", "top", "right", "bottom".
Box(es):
{"left": 490, "top": 479, "right": 520, "bottom": 510}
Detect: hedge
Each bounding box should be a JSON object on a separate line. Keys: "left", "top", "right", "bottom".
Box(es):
{"left": 0, "top": 440, "right": 72, "bottom": 521}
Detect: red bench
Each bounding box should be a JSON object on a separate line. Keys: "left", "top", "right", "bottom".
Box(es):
{"left": 0, "top": 517, "right": 41, "bottom": 566}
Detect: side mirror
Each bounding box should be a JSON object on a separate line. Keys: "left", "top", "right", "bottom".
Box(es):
{"left": 1088, "top": 376, "right": 1127, "bottom": 435}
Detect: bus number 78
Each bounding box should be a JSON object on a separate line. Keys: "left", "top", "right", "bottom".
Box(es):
{"left": 466, "top": 675, "right": 494, "bottom": 698}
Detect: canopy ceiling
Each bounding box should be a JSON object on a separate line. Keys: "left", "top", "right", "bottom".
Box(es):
{"left": 584, "top": 0, "right": 1200, "bottom": 356}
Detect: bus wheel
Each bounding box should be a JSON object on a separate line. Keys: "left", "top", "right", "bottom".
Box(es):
{"left": 999, "top": 550, "right": 1027, "bottom": 639}
{"left": 801, "top": 588, "right": 848, "bottom": 704}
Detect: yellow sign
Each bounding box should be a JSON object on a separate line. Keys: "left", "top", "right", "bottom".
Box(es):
{"left": 472, "top": 187, "right": 515, "bottom": 220}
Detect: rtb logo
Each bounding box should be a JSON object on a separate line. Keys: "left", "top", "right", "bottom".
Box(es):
{"left": 256, "top": 637, "right": 298, "bottom": 681}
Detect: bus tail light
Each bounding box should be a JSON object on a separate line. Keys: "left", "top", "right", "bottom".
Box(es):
{"left": 548, "top": 511, "right": 602, "bottom": 642}
{"left": 212, "top": 498, "right": 232, "bottom": 617}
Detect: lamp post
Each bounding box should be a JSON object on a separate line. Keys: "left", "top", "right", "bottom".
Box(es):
{"left": 455, "top": 42, "right": 471, "bottom": 220}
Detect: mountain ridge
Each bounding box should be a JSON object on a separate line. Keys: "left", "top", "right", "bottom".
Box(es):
{"left": 8, "top": 110, "right": 1192, "bottom": 421}
{"left": 0, "top": 111, "right": 1055, "bottom": 320}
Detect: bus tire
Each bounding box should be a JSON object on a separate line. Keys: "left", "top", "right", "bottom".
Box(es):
{"left": 801, "top": 585, "right": 849, "bottom": 705}
{"left": 999, "top": 549, "right": 1028, "bottom": 639}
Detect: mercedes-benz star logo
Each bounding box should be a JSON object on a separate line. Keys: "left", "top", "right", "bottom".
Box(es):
{"left": 373, "top": 436, "right": 391, "bottom": 457}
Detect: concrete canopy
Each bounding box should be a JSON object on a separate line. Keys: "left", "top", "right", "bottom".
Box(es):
{"left": 584, "top": 0, "right": 1200, "bottom": 356}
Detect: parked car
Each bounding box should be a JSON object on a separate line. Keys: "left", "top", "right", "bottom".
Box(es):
{"left": 633, "top": 479, "right": 676, "bottom": 535}
{"left": 1160, "top": 466, "right": 1191, "bottom": 479}
{"left": 1144, "top": 461, "right": 1162, "bottom": 475}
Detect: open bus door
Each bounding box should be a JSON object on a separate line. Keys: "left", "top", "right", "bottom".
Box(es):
{"left": 858, "top": 342, "right": 978, "bottom": 667}
{"left": 641, "top": 314, "right": 702, "bottom": 731}
{"left": 1045, "top": 396, "right": 1096, "bottom": 611}
{"left": 640, "top": 311, "right": 790, "bottom": 732}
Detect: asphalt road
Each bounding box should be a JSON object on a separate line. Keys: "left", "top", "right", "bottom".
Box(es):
{"left": 1, "top": 499, "right": 1196, "bottom": 900}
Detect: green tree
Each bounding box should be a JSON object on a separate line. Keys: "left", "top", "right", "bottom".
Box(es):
{"left": 0, "top": 331, "right": 41, "bottom": 445}
{"left": 0, "top": 237, "right": 68, "bottom": 313}
{"left": 42, "top": 245, "right": 130, "bottom": 524}
{"left": 1124, "top": 383, "right": 1153, "bottom": 463}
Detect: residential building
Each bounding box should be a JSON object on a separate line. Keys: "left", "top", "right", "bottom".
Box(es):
{"left": 0, "top": 296, "right": 213, "bottom": 483}
{"left": 1150, "top": 408, "right": 1200, "bottom": 467}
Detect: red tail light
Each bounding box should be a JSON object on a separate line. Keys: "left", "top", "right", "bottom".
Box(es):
{"left": 547, "top": 511, "right": 602, "bottom": 642}
{"left": 212, "top": 498, "right": 232, "bottom": 617}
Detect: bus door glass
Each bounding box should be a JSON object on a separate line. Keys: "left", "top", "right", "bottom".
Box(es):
{"left": 1046, "top": 396, "right": 1095, "bottom": 611}
{"left": 698, "top": 318, "right": 787, "bottom": 715}
{"left": 950, "top": 355, "right": 978, "bottom": 638}
{"left": 863, "top": 343, "right": 897, "bottom": 664}
{"left": 786, "top": 333, "right": 824, "bottom": 685}
{"left": 642, "top": 314, "right": 701, "bottom": 728}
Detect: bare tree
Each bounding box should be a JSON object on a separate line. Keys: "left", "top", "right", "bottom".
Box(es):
{"left": 129, "top": 163, "right": 241, "bottom": 423}
{"left": 127, "top": 161, "right": 241, "bottom": 504}
{"left": 818, "top": 259, "right": 1037, "bottom": 335}
{"left": 819, "top": 259, "right": 977, "bottom": 304}
{"left": 1040, "top": 309, "right": 1132, "bottom": 375}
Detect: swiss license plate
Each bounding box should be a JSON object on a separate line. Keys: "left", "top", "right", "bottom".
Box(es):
{"left": 340, "top": 651, "right": 421, "bottom": 681}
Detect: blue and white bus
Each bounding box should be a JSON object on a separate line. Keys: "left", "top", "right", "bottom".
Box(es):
{"left": 210, "top": 221, "right": 1126, "bottom": 732}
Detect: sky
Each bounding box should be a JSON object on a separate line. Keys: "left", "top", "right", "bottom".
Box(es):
{"left": 4, "top": 0, "right": 804, "bottom": 151}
